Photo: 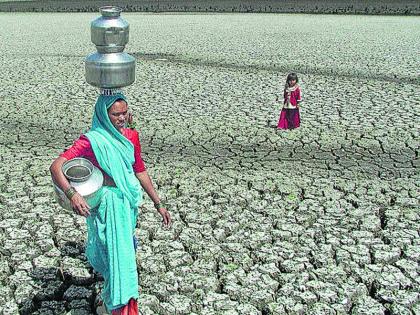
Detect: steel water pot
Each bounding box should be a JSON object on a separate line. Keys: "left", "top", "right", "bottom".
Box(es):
{"left": 53, "top": 158, "right": 104, "bottom": 211}
{"left": 91, "top": 6, "right": 129, "bottom": 53}
{"left": 85, "top": 52, "right": 135, "bottom": 88}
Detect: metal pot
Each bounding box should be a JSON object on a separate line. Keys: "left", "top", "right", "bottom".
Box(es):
{"left": 91, "top": 6, "right": 129, "bottom": 53}
{"left": 53, "top": 158, "right": 104, "bottom": 211}
{"left": 85, "top": 52, "right": 135, "bottom": 88}
{"left": 85, "top": 6, "right": 136, "bottom": 88}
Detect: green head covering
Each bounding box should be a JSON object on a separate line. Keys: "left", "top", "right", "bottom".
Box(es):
{"left": 86, "top": 93, "right": 141, "bottom": 208}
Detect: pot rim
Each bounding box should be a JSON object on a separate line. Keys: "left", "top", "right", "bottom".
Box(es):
{"left": 62, "top": 157, "right": 94, "bottom": 182}
{"left": 100, "top": 6, "right": 122, "bottom": 17}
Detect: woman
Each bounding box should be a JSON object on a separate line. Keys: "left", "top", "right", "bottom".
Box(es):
{"left": 50, "top": 93, "right": 171, "bottom": 314}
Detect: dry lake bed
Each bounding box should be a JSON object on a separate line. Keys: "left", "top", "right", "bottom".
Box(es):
{"left": 0, "top": 13, "right": 419, "bottom": 314}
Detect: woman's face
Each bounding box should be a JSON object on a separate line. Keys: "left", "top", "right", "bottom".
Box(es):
{"left": 288, "top": 79, "right": 297, "bottom": 87}
{"left": 108, "top": 100, "right": 128, "bottom": 132}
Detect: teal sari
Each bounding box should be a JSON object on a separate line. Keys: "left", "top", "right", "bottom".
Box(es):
{"left": 84, "top": 94, "right": 142, "bottom": 311}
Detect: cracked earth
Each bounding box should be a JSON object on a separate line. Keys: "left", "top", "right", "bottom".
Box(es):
{"left": 0, "top": 13, "right": 419, "bottom": 315}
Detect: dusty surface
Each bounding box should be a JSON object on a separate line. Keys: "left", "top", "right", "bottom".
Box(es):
{"left": 0, "top": 13, "right": 418, "bottom": 315}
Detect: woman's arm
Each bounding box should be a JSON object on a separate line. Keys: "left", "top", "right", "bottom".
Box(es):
{"left": 50, "top": 157, "right": 72, "bottom": 193}
{"left": 136, "top": 170, "right": 171, "bottom": 227}
{"left": 50, "top": 157, "right": 90, "bottom": 217}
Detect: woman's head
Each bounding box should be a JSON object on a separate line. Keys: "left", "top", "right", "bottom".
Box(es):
{"left": 91, "top": 93, "right": 129, "bottom": 136}
{"left": 286, "top": 73, "right": 299, "bottom": 87}
{"left": 107, "top": 99, "right": 128, "bottom": 133}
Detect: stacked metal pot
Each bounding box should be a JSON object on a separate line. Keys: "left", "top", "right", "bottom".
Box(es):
{"left": 85, "top": 6, "right": 135, "bottom": 89}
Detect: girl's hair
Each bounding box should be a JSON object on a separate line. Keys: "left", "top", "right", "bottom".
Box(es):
{"left": 286, "top": 72, "right": 299, "bottom": 85}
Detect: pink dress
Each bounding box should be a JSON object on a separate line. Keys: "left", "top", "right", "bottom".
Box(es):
{"left": 277, "top": 85, "right": 302, "bottom": 129}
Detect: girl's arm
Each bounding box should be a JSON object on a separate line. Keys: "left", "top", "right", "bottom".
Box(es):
{"left": 136, "top": 171, "right": 171, "bottom": 226}
{"left": 296, "top": 87, "right": 302, "bottom": 103}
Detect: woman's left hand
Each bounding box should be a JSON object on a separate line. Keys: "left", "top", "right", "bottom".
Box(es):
{"left": 157, "top": 207, "right": 171, "bottom": 228}
{"left": 127, "top": 111, "right": 136, "bottom": 129}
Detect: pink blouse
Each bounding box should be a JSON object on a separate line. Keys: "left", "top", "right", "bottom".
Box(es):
{"left": 283, "top": 86, "right": 302, "bottom": 108}
{"left": 60, "top": 128, "right": 146, "bottom": 174}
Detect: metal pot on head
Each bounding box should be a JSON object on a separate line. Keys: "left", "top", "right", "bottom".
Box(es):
{"left": 85, "top": 6, "right": 136, "bottom": 89}
{"left": 53, "top": 158, "right": 104, "bottom": 211}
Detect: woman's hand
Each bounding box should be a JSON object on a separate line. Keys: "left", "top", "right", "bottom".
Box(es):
{"left": 70, "top": 193, "right": 91, "bottom": 217}
{"left": 127, "top": 111, "right": 136, "bottom": 129}
{"left": 157, "top": 207, "right": 171, "bottom": 228}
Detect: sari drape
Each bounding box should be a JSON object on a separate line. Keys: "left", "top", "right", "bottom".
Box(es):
{"left": 84, "top": 94, "right": 142, "bottom": 311}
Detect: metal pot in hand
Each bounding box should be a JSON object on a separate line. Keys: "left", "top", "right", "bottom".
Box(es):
{"left": 53, "top": 158, "right": 104, "bottom": 211}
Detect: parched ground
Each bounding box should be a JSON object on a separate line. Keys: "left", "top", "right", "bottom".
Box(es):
{"left": 0, "top": 13, "right": 419, "bottom": 315}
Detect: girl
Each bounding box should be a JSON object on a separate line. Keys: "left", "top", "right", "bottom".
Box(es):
{"left": 277, "top": 73, "right": 302, "bottom": 130}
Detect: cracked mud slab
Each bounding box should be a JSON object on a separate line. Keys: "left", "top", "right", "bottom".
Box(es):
{"left": 0, "top": 13, "right": 419, "bottom": 315}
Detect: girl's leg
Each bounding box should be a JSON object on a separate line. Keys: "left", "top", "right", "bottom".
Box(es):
{"left": 291, "top": 109, "right": 300, "bottom": 129}
{"left": 285, "top": 109, "right": 293, "bottom": 129}
{"left": 287, "top": 109, "right": 300, "bottom": 129}
{"left": 294, "top": 109, "right": 300, "bottom": 128}
{"left": 277, "top": 109, "right": 288, "bottom": 129}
